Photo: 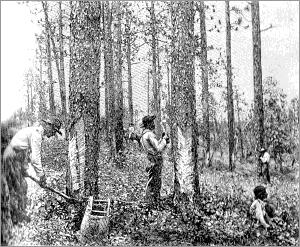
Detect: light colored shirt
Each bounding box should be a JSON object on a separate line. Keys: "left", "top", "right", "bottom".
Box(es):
{"left": 260, "top": 152, "right": 270, "bottom": 163}
{"left": 128, "top": 126, "right": 135, "bottom": 139}
{"left": 140, "top": 129, "right": 167, "bottom": 156}
{"left": 10, "top": 125, "right": 44, "bottom": 177}
{"left": 250, "top": 199, "right": 269, "bottom": 228}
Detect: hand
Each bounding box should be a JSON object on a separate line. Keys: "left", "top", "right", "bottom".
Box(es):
{"left": 39, "top": 174, "right": 47, "bottom": 188}
{"left": 165, "top": 137, "right": 170, "bottom": 144}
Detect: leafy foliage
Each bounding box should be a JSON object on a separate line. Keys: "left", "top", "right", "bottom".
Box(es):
{"left": 263, "top": 77, "right": 293, "bottom": 159}
{"left": 8, "top": 138, "right": 298, "bottom": 246}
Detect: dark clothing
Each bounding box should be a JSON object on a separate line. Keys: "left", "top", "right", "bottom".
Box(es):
{"left": 145, "top": 154, "right": 163, "bottom": 204}
{"left": 140, "top": 129, "right": 167, "bottom": 204}
{"left": 1, "top": 145, "right": 29, "bottom": 245}
{"left": 262, "top": 162, "right": 270, "bottom": 183}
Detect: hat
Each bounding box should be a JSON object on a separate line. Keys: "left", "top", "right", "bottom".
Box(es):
{"left": 42, "top": 118, "right": 62, "bottom": 135}
{"left": 253, "top": 185, "right": 267, "bottom": 199}
{"left": 140, "top": 115, "right": 156, "bottom": 128}
{"left": 260, "top": 148, "right": 266, "bottom": 152}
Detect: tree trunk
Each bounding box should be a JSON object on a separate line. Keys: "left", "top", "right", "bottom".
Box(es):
{"left": 252, "top": 1, "right": 264, "bottom": 151}
{"left": 104, "top": 2, "right": 116, "bottom": 160}
{"left": 43, "top": 2, "right": 67, "bottom": 126}
{"left": 125, "top": 12, "right": 134, "bottom": 125}
{"left": 42, "top": 1, "right": 55, "bottom": 116}
{"left": 68, "top": 1, "right": 101, "bottom": 197}
{"left": 37, "top": 44, "right": 47, "bottom": 120}
{"left": 236, "top": 100, "right": 245, "bottom": 159}
{"left": 101, "top": 2, "right": 109, "bottom": 142}
{"left": 147, "top": 68, "right": 150, "bottom": 115}
{"left": 150, "top": 2, "right": 162, "bottom": 136}
{"left": 252, "top": 1, "right": 264, "bottom": 177}
{"left": 171, "top": 2, "right": 199, "bottom": 203}
{"left": 58, "top": 1, "right": 67, "bottom": 127}
{"left": 115, "top": 1, "right": 124, "bottom": 157}
{"left": 225, "top": 1, "right": 235, "bottom": 171}
{"left": 199, "top": 2, "right": 210, "bottom": 166}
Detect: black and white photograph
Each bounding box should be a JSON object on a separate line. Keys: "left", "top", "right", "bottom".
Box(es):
{"left": 1, "top": 1, "right": 299, "bottom": 246}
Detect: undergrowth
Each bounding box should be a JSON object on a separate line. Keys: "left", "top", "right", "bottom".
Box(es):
{"left": 8, "top": 138, "right": 299, "bottom": 246}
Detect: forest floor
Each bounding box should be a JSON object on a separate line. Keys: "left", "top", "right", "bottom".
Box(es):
{"left": 8, "top": 137, "right": 299, "bottom": 246}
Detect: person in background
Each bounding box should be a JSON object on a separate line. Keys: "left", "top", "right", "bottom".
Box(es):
{"left": 128, "top": 123, "right": 142, "bottom": 149}
{"left": 140, "top": 115, "right": 170, "bottom": 207}
{"left": 250, "top": 185, "right": 275, "bottom": 230}
{"left": 259, "top": 148, "right": 271, "bottom": 183}
{"left": 1, "top": 118, "right": 62, "bottom": 245}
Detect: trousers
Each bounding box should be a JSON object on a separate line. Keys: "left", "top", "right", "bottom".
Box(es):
{"left": 262, "top": 162, "right": 270, "bottom": 183}
{"left": 258, "top": 161, "right": 270, "bottom": 183}
{"left": 1, "top": 144, "right": 28, "bottom": 245}
{"left": 145, "top": 154, "right": 163, "bottom": 204}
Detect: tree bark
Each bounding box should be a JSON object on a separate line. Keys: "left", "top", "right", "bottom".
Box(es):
{"left": 150, "top": 2, "right": 162, "bottom": 136}
{"left": 68, "top": 1, "right": 101, "bottom": 197}
{"left": 125, "top": 12, "right": 134, "bottom": 125}
{"left": 58, "top": 1, "right": 67, "bottom": 127}
{"left": 251, "top": 1, "right": 264, "bottom": 152}
{"left": 115, "top": 1, "right": 124, "bottom": 156}
{"left": 171, "top": 2, "right": 199, "bottom": 203}
{"left": 104, "top": 2, "right": 116, "bottom": 159}
{"left": 42, "top": 1, "right": 55, "bottom": 116}
{"left": 225, "top": 1, "right": 235, "bottom": 171}
{"left": 199, "top": 2, "right": 210, "bottom": 166}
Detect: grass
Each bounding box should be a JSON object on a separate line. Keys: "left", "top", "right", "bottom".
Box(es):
{"left": 8, "top": 138, "right": 299, "bottom": 246}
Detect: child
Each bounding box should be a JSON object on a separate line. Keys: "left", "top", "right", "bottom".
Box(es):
{"left": 250, "top": 185, "right": 275, "bottom": 229}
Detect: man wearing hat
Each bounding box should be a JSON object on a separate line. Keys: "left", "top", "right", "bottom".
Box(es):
{"left": 259, "top": 147, "right": 270, "bottom": 183}
{"left": 140, "top": 115, "right": 170, "bottom": 206}
{"left": 1, "top": 118, "right": 62, "bottom": 244}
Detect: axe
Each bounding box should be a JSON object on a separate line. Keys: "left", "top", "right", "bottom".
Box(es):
{"left": 26, "top": 174, "right": 82, "bottom": 204}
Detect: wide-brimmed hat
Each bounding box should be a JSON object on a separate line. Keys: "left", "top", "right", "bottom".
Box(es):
{"left": 140, "top": 115, "right": 156, "bottom": 128}
{"left": 42, "top": 118, "right": 62, "bottom": 135}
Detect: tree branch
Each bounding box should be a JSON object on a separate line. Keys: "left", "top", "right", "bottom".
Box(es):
{"left": 261, "top": 24, "right": 274, "bottom": 32}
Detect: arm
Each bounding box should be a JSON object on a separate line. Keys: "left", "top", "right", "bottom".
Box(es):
{"left": 30, "top": 131, "right": 44, "bottom": 178}
{"left": 148, "top": 132, "right": 167, "bottom": 153}
{"left": 250, "top": 200, "right": 269, "bottom": 228}
{"left": 260, "top": 152, "right": 270, "bottom": 163}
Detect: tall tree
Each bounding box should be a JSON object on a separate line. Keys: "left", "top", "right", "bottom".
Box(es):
{"left": 233, "top": 86, "right": 247, "bottom": 160}
{"left": 198, "top": 2, "right": 210, "bottom": 166}
{"left": 225, "top": 1, "right": 235, "bottom": 171}
{"left": 36, "top": 42, "right": 47, "bottom": 120}
{"left": 101, "top": 1, "right": 109, "bottom": 141}
{"left": 42, "top": 2, "right": 67, "bottom": 125}
{"left": 104, "top": 1, "right": 116, "bottom": 159}
{"left": 68, "top": 1, "right": 101, "bottom": 197}
{"left": 42, "top": 1, "right": 55, "bottom": 116}
{"left": 125, "top": 8, "right": 134, "bottom": 124}
{"left": 150, "top": 2, "right": 162, "bottom": 136}
{"left": 58, "top": 1, "right": 67, "bottom": 127}
{"left": 251, "top": 1, "right": 264, "bottom": 155}
{"left": 171, "top": 2, "right": 199, "bottom": 203}
{"left": 115, "top": 1, "right": 124, "bottom": 156}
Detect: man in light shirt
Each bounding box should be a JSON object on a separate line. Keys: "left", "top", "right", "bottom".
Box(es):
{"left": 140, "top": 115, "right": 169, "bottom": 206}
{"left": 259, "top": 147, "right": 271, "bottom": 183}
{"left": 1, "top": 118, "right": 62, "bottom": 244}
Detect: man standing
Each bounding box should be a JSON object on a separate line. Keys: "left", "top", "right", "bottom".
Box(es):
{"left": 140, "top": 115, "right": 169, "bottom": 206}
{"left": 1, "top": 118, "right": 62, "bottom": 245}
{"left": 259, "top": 147, "right": 271, "bottom": 183}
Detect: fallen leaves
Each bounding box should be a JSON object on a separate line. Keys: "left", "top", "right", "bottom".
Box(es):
{"left": 8, "top": 138, "right": 299, "bottom": 246}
